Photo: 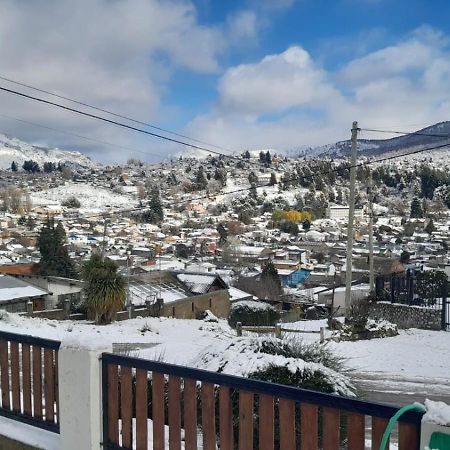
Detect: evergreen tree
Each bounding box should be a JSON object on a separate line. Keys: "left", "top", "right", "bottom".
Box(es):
{"left": 265, "top": 150, "right": 272, "bottom": 165}
{"left": 37, "top": 217, "right": 77, "bottom": 278}
{"left": 26, "top": 216, "right": 36, "bottom": 231}
{"left": 214, "top": 168, "right": 227, "bottom": 187}
{"left": 249, "top": 183, "right": 258, "bottom": 200}
{"left": 269, "top": 173, "right": 277, "bottom": 186}
{"left": 243, "top": 150, "right": 251, "bottom": 159}
{"left": 259, "top": 151, "right": 265, "bottom": 162}
{"left": 43, "top": 162, "right": 56, "bottom": 173}
{"left": 424, "top": 218, "right": 435, "bottom": 234}
{"left": 260, "top": 259, "right": 283, "bottom": 298}
{"left": 143, "top": 187, "right": 164, "bottom": 224}
{"left": 217, "top": 223, "right": 228, "bottom": 244}
{"left": 248, "top": 171, "right": 258, "bottom": 185}
{"left": 11, "top": 161, "right": 18, "bottom": 172}
{"left": 22, "top": 160, "right": 40, "bottom": 173}
{"left": 195, "top": 166, "right": 208, "bottom": 190}
{"left": 410, "top": 197, "right": 423, "bottom": 218}
{"left": 302, "top": 219, "right": 311, "bottom": 231}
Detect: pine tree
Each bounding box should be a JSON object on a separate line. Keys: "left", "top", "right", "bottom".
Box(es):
{"left": 195, "top": 166, "right": 208, "bottom": 190}
{"left": 217, "top": 223, "right": 228, "bottom": 244}
{"left": 269, "top": 173, "right": 277, "bottom": 186}
{"left": 37, "top": 218, "right": 77, "bottom": 278}
{"left": 265, "top": 150, "right": 272, "bottom": 165}
{"left": 410, "top": 197, "right": 423, "bottom": 218}
{"left": 248, "top": 171, "right": 258, "bottom": 185}
{"left": 143, "top": 187, "right": 164, "bottom": 224}
{"left": 243, "top": 150, "right": 250, "bottom": 159}
{"left": 11, "top": 161, "right": 18, "bottom": 172}
{"left": 260, "top": 259, "right": 282, "bottom": 298}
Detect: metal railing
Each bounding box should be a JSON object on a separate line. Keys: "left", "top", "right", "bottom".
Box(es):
{"left": 0, "top": 330, "right": 61, "bottom": 433}
{"left": 102, "top": 353, "right": 423, "bottom": 450}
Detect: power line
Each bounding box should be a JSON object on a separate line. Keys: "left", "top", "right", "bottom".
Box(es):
{"left": 0, "top": 113, "right": 166, "bottom": 160}
{"left": 59, "top": 139, "right": 450, "bottom": 223}
{"left": 0, "top": 74, "right": 236, "bottom": 155}
{"left": 360, "top": 127, "right": 450, "bottom": 139}
{"left": 0, "top": 85, "right": 273, "bottom": 169}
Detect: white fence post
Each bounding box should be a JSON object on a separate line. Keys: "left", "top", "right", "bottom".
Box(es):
{"left": 58, "top": 340, "right": 112, "bottom": 450}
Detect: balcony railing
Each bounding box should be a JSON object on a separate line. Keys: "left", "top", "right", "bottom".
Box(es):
{"left": 101, "top": 352, "right": 423, "bottom": 450}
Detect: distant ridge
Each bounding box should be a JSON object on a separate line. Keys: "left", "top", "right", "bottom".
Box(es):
{"left": 310, "top": 121, "right": 450, "bottom": 158}
{"left": 0, "top": 133, "right": 98, "bottom": 170}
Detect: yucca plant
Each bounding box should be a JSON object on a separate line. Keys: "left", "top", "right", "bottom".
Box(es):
{"left": 82, "top": 254, "right": 126, "bottom": 324}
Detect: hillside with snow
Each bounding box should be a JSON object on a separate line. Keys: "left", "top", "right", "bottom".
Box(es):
{"left": 0, "top": 133, "right": 98, "bottom": 169}
{"left": 309, "top": 121, "right": 450, "bottom": 158}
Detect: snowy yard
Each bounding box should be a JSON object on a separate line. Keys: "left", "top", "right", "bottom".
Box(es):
{"left": 30, "top": 182, "right": 136, "bottom": 213}
{"left": 1, "top": 312, "right": 449, "bottom": 392}
{"left": 1, "top": 312, "right": 449, "bottom": 449}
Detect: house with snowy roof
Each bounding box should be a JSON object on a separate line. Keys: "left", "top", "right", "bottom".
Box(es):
{"left": 128, "top": 270, "right": 230, "bottom": 319}
{"left": 0, "top": 274, "right": 48, "bottom": 313}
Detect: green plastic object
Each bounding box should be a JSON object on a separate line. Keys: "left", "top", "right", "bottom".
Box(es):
{"left": 379, "top": 403, "right": 427, "bottom": 450}
{"left": 429, "top": 431, "right": 450, "bottom": 449}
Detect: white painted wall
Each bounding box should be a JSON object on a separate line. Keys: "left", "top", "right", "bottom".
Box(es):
{"left": 58, "top": 341, "right": 112, "bottom": 450}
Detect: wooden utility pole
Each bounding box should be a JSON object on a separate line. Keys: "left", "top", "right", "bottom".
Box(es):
{"left": 101, "top": 218, "right": 109, "bottom": 260}
{"left": 368, "top": 172, "right": 375, "bottom": 291}
{"left": 344, "top": 121, "right": 359, "bottom": 317}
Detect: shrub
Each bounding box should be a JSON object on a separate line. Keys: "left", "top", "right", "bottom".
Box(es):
{"left": 228, "top": 300, "right": 280, "bottom": 328}
{"left": 62, "top": 196, "right": 81, "bottom": 208}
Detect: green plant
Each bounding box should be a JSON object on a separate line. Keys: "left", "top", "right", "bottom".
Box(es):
{"left": 228, "top": 301, "right": 280, "bottom": 328}
{"left": 81, "top": 254, "right": 126, "bottom": 324}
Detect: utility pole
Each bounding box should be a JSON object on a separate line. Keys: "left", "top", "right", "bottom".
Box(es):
{"left": 368, "top": 172, "right": 375, "bottom": 292}
{"left": 101, "top": 218, "right": 109, "bottom": 260}
{"left": 344, "top": 121, "right": 359, "bottom": 317}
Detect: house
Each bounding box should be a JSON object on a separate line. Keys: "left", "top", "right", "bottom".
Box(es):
{"left": 12, "top": 275, "right": 84, "bottom": 309}
{"left": 128, "top": 271, "right": 230, "bottom": 319}
{"left": 326, "top": 205, "right": 364, "bottom": 220}
{"left": 278, "top": 267, "right": 312, "bottom": 287}
{"left": 318, "top": 283, "right": 370, "bottom": 314}
{"left": 0, "top": 275, "right": 48, "bottom": 313}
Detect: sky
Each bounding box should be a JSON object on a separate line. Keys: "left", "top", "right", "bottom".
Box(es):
{"left": 0, "top": 0, "right": 450, "bottom": 163}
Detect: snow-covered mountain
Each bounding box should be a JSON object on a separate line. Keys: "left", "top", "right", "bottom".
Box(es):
{"left": 309, "top": 121, "right": 450, "bottom": 158}
{"left": 0, "top": 133, "right": 98, "bottom": 170}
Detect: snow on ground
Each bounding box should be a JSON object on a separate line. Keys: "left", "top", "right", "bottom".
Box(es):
{"left": 331, "top": 328, "right": 450, "bottom": 382}
{"left": 30, "top": 182, "right": 136, "bottom": 213}
{"left": 1, "top": 311, "right": 450, "bottom": 395}
{"left": 0, "top": 415, "right": 59, "bottom": 450}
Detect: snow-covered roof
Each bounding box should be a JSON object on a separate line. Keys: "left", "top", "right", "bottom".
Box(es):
{"left": 0, "top": 275, "right": 48, "bottom": 302}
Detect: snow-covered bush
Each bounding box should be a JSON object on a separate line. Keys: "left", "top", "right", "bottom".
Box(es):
{"left": 228, "top": 300, "right": 280, "bottom": 328}
{"left": 333, "top": 319, "right": 398, "bottom": 341}
{"left": 192, "top": 335, "right": 355, "bottom": 396}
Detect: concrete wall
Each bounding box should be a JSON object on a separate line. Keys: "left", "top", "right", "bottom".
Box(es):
{"left": 115, "top": 289, "right": 231, "bottom": 321}
{"left": 161, "top": 289, "right": 230, "bottom": 319}
{"left": 369, "top": 301, "right": 442, "bottom": 330}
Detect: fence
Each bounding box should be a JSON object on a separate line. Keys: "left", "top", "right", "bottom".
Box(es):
{"left": 236, "top": 322, "right": 326, "bottom": 342}
{"left": 375, "top": 270, "right": 450, "bottom": 330}
{"left": 0, "top": 330, "right": 60, "bottom": 433}
{"left": 101, "top": 352, "right": 423, "bottom": 450}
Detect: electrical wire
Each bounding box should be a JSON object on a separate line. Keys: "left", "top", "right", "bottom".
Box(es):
{"left": 0, "top": 113, "right": 165, "bottom": 160}
{"left": 0, "top": 85, "right": 274, "bottom": 169}
{"left": 0, "top": 74, "right": 236, "bottom": 154}
{"left": 360, "top": 127, "right": 450, "bottom": 139}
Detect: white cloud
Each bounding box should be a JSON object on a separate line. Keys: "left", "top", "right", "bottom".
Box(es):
{"left": 218, "top": 46, "right": 340, "bottom": 116}
{"left": 0, "top": 0, "right": 228, "bottom": 162}
{"left": 187, "top": 26, "right": 450, "bottom": 151}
